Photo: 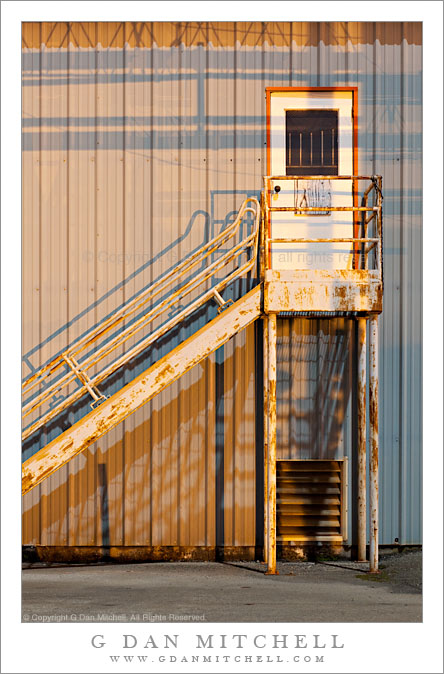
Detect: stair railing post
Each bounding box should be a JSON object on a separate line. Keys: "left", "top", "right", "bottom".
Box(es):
{"left": 263, "top": 316, "right": 269, "bottom": 564}
{"left": 266, "top": 312, "right": 277, "bottom": 574}
{"left": 369, "top": 315, "right": 379, "bottom": 572}
{"left": 357, "top": 317, "right": 367, "bottom": 562}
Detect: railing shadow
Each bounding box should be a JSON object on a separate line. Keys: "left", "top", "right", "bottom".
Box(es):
{"left": 22, "top": 201, "right": 259, "bottom": 461}
{"left": 22, "top": 207, "right": 211, "bottom": 376}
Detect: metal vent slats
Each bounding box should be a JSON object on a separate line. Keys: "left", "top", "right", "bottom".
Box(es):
{"left": 277, "top": 460, "right": 345, "bottom": 542}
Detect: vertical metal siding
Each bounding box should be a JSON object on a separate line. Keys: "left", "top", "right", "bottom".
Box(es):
{"left": 277, "top": 318, "right": 353, "bottom": 463}
{"left": 22, "top": 22, "right": 422, "bottom": 547}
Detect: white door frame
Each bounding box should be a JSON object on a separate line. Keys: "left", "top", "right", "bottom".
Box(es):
{"left": 266, "top": 87, "right": 358, "bottom": 271}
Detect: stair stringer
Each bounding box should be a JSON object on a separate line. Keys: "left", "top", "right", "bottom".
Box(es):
{"left": 22, "top": 285, "right": 262, "bottom": 495}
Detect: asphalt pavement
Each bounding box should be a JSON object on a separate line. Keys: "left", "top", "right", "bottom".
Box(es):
{"left": 22, "top": 551, "right": 422, "bottom": 623}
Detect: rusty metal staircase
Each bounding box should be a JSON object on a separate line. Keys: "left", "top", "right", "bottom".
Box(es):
{"left": 22, "top": 197, "right": 261, "bottom": 494}
{"left": 22, "top": 176, "right": 383, "bottom": 574}
{"left": 22, "top": 285, "right": 262, "bottom": 494}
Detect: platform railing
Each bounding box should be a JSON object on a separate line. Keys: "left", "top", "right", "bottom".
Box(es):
{"left": 262, "top": 175, "right": 383, "bottom": 277}
{"left": 22, "top": 198, "right": 260, "bottom": 441}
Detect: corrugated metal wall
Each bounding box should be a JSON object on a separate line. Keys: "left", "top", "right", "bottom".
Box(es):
{"left": 277, "top": 318, "right": 353, "bottom": 463}
{"left": 22, "top": 22, "right": 422, "bottom": 547}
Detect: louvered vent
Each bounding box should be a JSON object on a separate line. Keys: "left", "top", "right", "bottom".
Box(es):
{"left": 277, "top": 459, "right": 347, "bottom": 542}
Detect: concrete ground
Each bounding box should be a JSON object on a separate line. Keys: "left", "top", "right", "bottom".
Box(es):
{"left": 22, "top": 550, "right": 422, "bottom": 623}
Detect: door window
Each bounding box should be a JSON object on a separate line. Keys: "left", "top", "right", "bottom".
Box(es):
{"left": 285, "top": 109, "right": 339, "bottom": 176}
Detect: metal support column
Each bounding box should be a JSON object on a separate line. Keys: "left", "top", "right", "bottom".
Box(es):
{"left": 263, "top": 317, "right": 269, "bottom": 564}
{"left": 357, "top": 318, "right": 367, "bottom": 562}
{"left": 369, "top": 315, "right": 379, "bottom": 572}
{"left": 266, "top": 313, "right": 277, "bottom": 574}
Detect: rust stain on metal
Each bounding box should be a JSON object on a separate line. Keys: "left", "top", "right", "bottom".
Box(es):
{"left": 334, "top": 285, "right": 347, "bottom": 301}
{"left": 266, "top": 313, "right": 278, "bottom": 574}
{"left": 263, "top": 317, "right": 269, "bottom": 564}
{"left": 22, "top": 436, "right": 75, "bottom": 494}
{"left": 357, "top": 318, "right": 367, "bottom": 562}
{"left": 264, "top": 277, "right": 382, "bottom": 314}
{"left": 154, "top": 363, "right": 175, "bottom": 386}
{"left": 369, "top": 380, "right": 379, "bottom": 444}
{"left": 23, "top": 545, "right": 260, "bottom": 564}
{"left": 369, "top": 315, "right": 379, "bottom": 573}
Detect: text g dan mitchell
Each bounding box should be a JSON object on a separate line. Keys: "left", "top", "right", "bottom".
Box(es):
{"left": 91, "top": 633, "right": 344, "bottom": 650}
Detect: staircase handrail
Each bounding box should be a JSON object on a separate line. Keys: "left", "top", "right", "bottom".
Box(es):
{"left": 22, "top": 198, "right": 260, "bottom": 441}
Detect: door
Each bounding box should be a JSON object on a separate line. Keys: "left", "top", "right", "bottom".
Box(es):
{"left": 267, "top": 89, "right": 357, "bottom": 271}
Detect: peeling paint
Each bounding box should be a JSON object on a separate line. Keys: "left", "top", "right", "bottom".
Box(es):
{"left": 263, "top": 317, "right": 269, "bottom": 564}
{"left": 369, "top": 315, "right": 379, "bottom": 572}
{"left": 357, "top": 318, "right": 367, "bottom": 562}
{"left": 264, "top": 273, "right": 382, "bottom": 314}
{"left": 266, "top": 313, "right": 278, "bottom": 574}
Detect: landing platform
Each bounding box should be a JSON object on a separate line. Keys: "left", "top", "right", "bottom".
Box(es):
{"left": 264, "top": 269, "right": 383, "bottom": 314}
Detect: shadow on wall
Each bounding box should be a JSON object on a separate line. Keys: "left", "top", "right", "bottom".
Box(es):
{"left": 22, "top": 347, "right": 257, "bottom": 548}
{"left": 22, "top": 189, "right": 260, "bottom": 378}
{"left": 22, "top": 193, "right": 259, "bottom": 461}
{"left": 22, "top": 40, "right": 421, "bottom": 155}
{"left": 277, "top": 318, "right": 352, "bottom": 461}
{"left": 22, "top": 207, "right": 211, "bottom": 376}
